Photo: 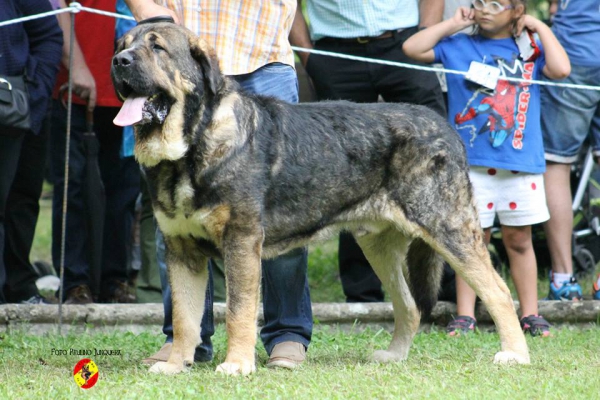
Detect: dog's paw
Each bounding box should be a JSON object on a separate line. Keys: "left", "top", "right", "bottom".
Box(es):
{"left": 215, "top": 360, "right": 256, "bottom": 376}
{"left": 371, "top": 350, "right": 408, "bottom": 363}
{"left": 148, "top": 361, "right": 186, "bottom": 375}
{"left": 493, "top": 351, "right": 530, "bottom": 365}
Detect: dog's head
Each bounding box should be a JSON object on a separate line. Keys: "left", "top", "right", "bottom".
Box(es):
{"left": 111, "top": 22, "right": 223, "bottom": 166}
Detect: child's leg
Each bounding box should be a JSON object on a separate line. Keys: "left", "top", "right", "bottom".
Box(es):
{"left": 501, "top": 225, "right": 538, "bottom": 317}
{"left": 455, "top": 228, "right": 492, "bottom": 318}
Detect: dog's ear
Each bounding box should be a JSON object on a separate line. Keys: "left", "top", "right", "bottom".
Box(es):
{"left": 189, "top": 36, "right": 223, "bottom": 95}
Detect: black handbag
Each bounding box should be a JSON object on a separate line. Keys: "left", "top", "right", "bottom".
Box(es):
{"left": 0, "top": 74, "right": 31, "bottom": 134}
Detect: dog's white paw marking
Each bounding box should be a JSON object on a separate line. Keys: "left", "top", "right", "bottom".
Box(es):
{"left": 215, "top": 361, "right": 256, "bottom": 376}
{"left": 493, "top": 351, "right": 530, "bottom": 365}
{"left": 371, "top": 350, "right": 407, "bottom": 363}
{"left": 149, "top": 361, "right": 185, "bottom": 375}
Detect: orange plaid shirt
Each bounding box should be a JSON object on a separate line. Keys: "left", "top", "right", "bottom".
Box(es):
{"left": 160, "top": 0, "right": 296, "bottom": 75}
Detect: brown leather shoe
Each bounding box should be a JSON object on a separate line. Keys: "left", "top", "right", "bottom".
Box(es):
{"left": 266, "top": 341, "right": 306, "bottom": 369}
{"left": 141, "top": 342, "right": 172, "bottom": 366}
{"left": 64, "top": 285, "right": 93, "bottom": 305}
{"left": 105, "top": 281, "right": 136, "bottom": 303}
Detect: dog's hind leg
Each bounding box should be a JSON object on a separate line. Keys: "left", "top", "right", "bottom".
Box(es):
{"left": 355, "top": 229, "right": 418, "bottom": 363}
{"left": 215, "top": 227, "right": 263, "bottom": 376}
{"left": 149, "top": 237, "right": 209, "bottom": 375}
{"left": 421, "top": 211, "right": 530, "bottom": 365}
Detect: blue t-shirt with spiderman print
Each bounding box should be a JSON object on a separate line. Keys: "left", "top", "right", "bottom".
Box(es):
{"left": 434, "top": 33, "right": 547, "bottom": 174}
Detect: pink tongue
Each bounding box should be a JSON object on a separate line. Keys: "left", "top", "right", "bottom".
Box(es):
{"left": 113, "top": 95, "right": 148, "bottom": 126}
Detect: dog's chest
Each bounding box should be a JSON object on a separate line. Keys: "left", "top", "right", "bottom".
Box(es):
{"left": 153, "top": 174, "right": 229, "bottom": 244}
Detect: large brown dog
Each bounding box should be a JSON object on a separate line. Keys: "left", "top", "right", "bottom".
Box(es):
{"left": 111, "top": 22, "right": 530, "bottom": 375}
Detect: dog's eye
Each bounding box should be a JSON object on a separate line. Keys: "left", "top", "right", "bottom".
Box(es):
{"left": 153, "top": 43, "right": 166, "bottom": 52}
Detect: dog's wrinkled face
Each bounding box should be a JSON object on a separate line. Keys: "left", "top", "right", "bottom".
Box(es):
{"left": 111, "top": 23, "right": 223, "bottom": 166}
{"left": 111, "top": 22, "right": 222, "bottom": 127}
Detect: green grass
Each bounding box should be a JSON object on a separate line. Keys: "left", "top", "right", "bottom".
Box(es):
{"left": 1, "top": 325, "right": 600, "bottom": 398}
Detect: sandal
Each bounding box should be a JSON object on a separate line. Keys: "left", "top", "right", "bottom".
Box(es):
{"left": 520, "top": 315, "right": 551, "bottom": 337}
{"left": 446, "top": 315, "right": 477, "bottom": 336}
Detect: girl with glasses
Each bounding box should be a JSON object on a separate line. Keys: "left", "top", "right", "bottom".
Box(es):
{"left": 403, "top": 1, "right": 570, "bottom": 337}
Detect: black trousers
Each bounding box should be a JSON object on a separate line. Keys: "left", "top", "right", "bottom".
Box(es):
{"left": 3, "top": 124, "right": 49, "bottom": 302}
{"left": 305, "top": 26, "right": 447, "bottom": 302}
{"left": 50, "top": 101, "right": 140, "bottom": 298}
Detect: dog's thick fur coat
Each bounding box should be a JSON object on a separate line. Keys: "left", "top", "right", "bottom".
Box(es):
{"left": 111, "top": 23, "right": 530, "bottom": 375}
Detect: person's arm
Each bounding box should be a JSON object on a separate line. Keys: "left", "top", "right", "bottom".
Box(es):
{"left": 403, "top": 7, "right": 475, "bottom": 63}
{"left": 418, "top": 0, "right": 444, "bottom": 29}
{"left": 289, "top": 0, "right": 312, "bottom": 67}
{"left": 57, "top": 0, "right": 96, "bottom": 110}
{"left": 124, "top": 0, "right": 179, "bottom": 23}
{"left": 515, "top": 15, "right": 570, "bottom": 80}
{"left": 18, "top": 0, "right": 63, "bottom": 133}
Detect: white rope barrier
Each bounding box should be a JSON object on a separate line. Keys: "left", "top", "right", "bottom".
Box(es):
{"left": 0, "top": 4, "right": 598, "bottom": 92}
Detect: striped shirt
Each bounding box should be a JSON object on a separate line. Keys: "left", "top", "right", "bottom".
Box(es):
{"left": 306, "top": 0, "right": 419, "bottom": 41}
{"left": 160, "top": 0, "right": 296, "bottom": 75}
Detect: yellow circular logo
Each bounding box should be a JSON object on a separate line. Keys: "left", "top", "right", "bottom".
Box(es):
{"left": 73, "top": 358, "right": 99, "bottom": 389}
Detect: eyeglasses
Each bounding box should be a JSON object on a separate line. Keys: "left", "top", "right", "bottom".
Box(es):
{"left": 472, "top": 0, "right": 514, "bottom": 14}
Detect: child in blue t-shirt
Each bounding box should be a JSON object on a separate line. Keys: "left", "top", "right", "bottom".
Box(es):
{"left": 403, "top": 0, "right": 570, "bottom": 337}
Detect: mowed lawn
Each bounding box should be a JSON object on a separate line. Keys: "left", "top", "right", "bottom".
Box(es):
{"left": 8, "top": 184, "right": 599, "bottom": 398}
{"left": 1, "top": 325, "right": 600, "bottom": 399}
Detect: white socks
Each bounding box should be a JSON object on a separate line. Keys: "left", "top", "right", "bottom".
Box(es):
{"left": 552, "top": 272, "right": 572, "bottom": 287}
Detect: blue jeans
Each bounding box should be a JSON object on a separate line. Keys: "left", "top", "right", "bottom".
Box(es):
{"left": 541, "top": 64, "right": 600, "bottom": 164}
{"left": 157, "top": 62, "right": 312, "bottom": 356}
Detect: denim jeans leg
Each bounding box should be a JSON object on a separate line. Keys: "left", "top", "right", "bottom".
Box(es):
{"left": 233, "top": 63, "right": 312, "bottom": 354}
{"left": 260, "top": 247, "right": 312, "bottom": 354}
{"left": 156, "top": 227, "right": 214, "bottom": 361}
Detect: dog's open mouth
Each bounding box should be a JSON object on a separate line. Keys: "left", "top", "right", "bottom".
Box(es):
{"left": 113, "top": 88, "right": 171, "bottom": 127}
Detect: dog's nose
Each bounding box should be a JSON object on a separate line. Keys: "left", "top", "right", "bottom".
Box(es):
{"left": 113, "top": 51, "right": 135, "bottom": 68}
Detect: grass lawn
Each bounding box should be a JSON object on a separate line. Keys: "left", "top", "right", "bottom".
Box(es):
{"left": 1, "top": 325, "right": 600, "bottom": 399}
{"left": 11, "top": 185, "right": 599, "bottom": 398}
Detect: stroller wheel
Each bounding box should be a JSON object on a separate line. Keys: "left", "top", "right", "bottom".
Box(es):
{"left": 573, "top": 248, "right": 596, "bottom": 278}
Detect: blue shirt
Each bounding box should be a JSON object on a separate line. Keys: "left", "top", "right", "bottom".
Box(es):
{"left": 306, "top": 0, "right": 418, "bottom": 40}
{"left": 434, "top": 34, "right": 547, "bottom": 174}
{"left": 552, "top": 0, "right": 600, "bottom": 67}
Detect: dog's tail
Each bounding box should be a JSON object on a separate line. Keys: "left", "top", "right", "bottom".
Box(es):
{"left": 406, "top": 238, "right": 444, "bottom": 319}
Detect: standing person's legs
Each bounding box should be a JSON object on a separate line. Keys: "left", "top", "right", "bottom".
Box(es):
{"left": 0, "top": 133, "right": 25, "bottom": 304}
{"left": 544, "top": 162, "right": 573, "bottom": 274}
{"left": 306, "top": 40, "right": 384, "bottom": 302}
{"left": 50, "top": 101, "right": 91, "bottom": 302}
{"left": 136, "top": 173, "right": 162, "bottom": 303}
{"left": 95, "top": 107, "right": 140, "bottom": 302}
{"left": 502, "top": 225, "right": 539, "bottom": 316}
{"left": 234, "top": 63, "right": 312, "bottom": 366}
{"left": 4, "top": 120, "right": 49, "bottom": 302}
{"left": 541, "top": 65, "right": 600, "bottom": 300}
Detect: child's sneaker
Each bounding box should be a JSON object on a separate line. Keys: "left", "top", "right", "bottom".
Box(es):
{"left": 593, "top": 275, "right": 600, "bottom": 300}
{"left": 520, "top": 315, "right": 551, "bottom": 337}
{"left": 548, "top": 276, "right": 583, "bottom": 301}
{"left": 446, "top": 316, "right": 477, "bottom": 336}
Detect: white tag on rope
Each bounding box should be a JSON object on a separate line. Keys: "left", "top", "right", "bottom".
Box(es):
{"left": 465, "top": 61, "right": 500, "bottom": 90}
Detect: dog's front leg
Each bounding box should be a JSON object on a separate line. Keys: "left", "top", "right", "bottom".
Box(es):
{"left": 149, "top": 237, "right": 209, "bottom": 375}
{"left": 216, "top": 227, "right": 263, "bottom": 376}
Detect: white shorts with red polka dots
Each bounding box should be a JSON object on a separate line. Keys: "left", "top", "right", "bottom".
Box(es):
{"left": 468, "top": 166, "right": 550, "bottom": 229}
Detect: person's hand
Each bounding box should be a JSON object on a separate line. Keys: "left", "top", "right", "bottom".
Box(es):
{"left": 129, "top": 1, "right": 180, "bottom": 24}
{"left": 514, "top": 15, "right": 544, "bottom": 37}
{"left": 452, "top": 7, "right": 476, "bottom": 30}
{"left": 71, "top": 63, "right": 97, "bottom": 111}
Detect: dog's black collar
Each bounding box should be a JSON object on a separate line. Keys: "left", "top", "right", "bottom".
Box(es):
{"left": 137, "top": 15, "right": 175, "bottom": 25}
